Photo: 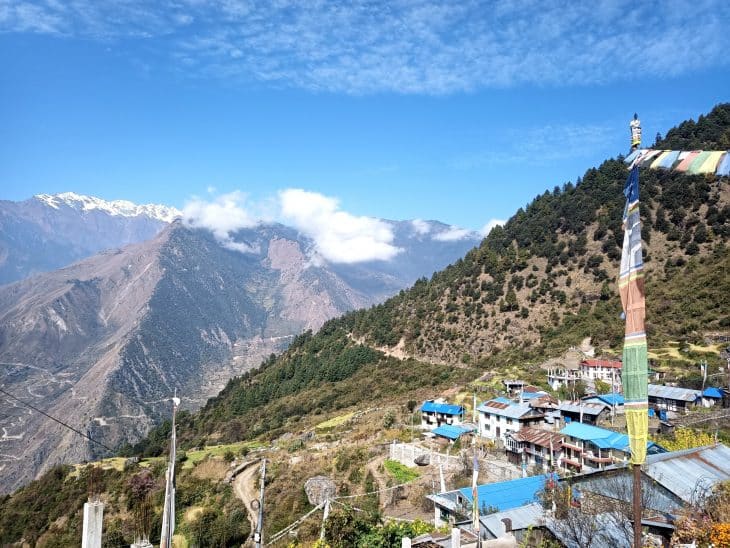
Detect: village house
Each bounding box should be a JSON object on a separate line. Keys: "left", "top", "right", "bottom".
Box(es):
{"left": 502, "top": 379, "right": 526, "bottom": 396}
{"left": 583, "top": 392, "right": 625, "bottom": 414}
{"left": 557, "top": 400, "right": 610, "bottom": 426}
{"left": 504, "top": 427, "right": 564, "bottom": 470}
{"left": 421, "top": 399, "right": 465, "bottom": 429}
{"left": 430, "top": 423, "right": 475, "bottom": 444}
{"left": 517, "top": 385, "right": 549, "bottom": 403}
{"left": 547, "top": 359, "right": 623, "bottom": 391}
{"left": 647, "top": 384, "right": 702, "bottom": 416}
{"left": 579, "top": 358, "right": 622, "bottom": 383}
{"left": 559, "top": 422, "right": 665, "bottom": 473}
{"left": 476, "top": 399, "right": 544, "bottom": 445}
{"left": 427, "top": 474, "right": 553, "bottom": 528}
{"left": 546, "top": 366, "right": 582, "bottom": 391}
{"left": 702, "top": 387, "right": 723, "bottom": 407}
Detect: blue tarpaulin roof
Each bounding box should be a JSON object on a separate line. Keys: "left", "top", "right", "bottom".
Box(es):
{"left": 703, "top": 387, "right": 723, "bottom": 398}
{"left": 432, "top": 424, "right": 473, "bottom": 440}
{"left": 458, "top": 474, "right": 555, "bottom": 512}
{"left": 421, "top": 401, "right": 464, "bottom": 415}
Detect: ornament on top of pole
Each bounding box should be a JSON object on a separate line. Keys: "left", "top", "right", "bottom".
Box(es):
{"left": 630, "top": 113, "right": 642, "bottom": 151}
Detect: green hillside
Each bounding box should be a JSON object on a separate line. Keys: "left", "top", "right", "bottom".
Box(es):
{"left": 2, "top": 104, "right": 729, "bottom": 547}
{"left": 137, "top": 103, "right": 730, "bottom": 448}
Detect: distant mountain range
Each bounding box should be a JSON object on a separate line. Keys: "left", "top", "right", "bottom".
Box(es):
{"left": 0, "top": 192, "right": 180, "bottom": 285}
{"left": 0, "top": 192, "right": 480, "bottom": 492}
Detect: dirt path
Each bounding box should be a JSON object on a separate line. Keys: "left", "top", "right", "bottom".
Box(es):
{"left": 233, "top": 462, "right": 261, "bottom": 545}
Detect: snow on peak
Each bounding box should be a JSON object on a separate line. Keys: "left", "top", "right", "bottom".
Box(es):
{"left": 34, "top": 192, "right": 181, "bottom": 222}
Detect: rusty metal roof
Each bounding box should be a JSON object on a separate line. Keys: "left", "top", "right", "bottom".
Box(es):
{"left": 509, "top": 427, "right": 564, "bottom": 448}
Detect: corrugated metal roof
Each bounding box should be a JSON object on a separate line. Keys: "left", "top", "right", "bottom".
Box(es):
{"left": 561, "top": 422, "right": 627, "bottom": 449}
{"left": 558, "top": 401, "right": 608, "bottom": 415}
{"left": 492, "top": 397, "right": 515, "bottom": 405}
{"left": 478, "top": 400, "right": 541, "bottom": 419}
{"left": 584, "top": 393, "right": 625, "bottom": 406}
{"left": 581, "top": 359, "right": 622, "bottom": 369}
{"left": 432, "top": 424, "right": 474, "bottom": 440}
{"left": 644, "top": 444, "right": 730, "bottom": 503}
{"left": 422, "top": 401, "right": 464, "bottom": 415}
{"left": 509, "top": 427, "right": 563, "bottom": 448}
{"left": 479, "top": 502, "right": 544, "bottom": 537}
{"left": 458, "top": 474, "right": 554, "bottom": 511}
{"left": 648, "top": 384, "right": 702, "bottom": 402}
{"left": 521, "top": 391, "right": 549, "bottom": 400}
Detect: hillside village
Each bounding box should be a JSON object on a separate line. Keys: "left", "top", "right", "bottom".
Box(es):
{"left": 1, "top": 106, "right": 729, "bottom": 548}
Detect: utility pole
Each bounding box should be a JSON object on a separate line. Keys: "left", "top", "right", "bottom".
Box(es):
{"left": 254, "top": 459, "right": 266, "bottom": 548}
{"left": 160, "top": 393, "right": 180, "bottom": 548}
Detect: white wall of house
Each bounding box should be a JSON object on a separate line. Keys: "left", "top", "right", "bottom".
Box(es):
{"left": 478, "top": 411, "right": 537, "bottom": 444}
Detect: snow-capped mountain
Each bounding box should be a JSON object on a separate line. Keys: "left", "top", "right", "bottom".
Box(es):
{"left": 0, "top": 193, "right": 179, "bottom": 285}
{"left": 34, "top": 192, "right": 181, "bottom": 222}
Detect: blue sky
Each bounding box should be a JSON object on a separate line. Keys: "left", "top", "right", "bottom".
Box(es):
{"left": 1, "top": 0, "right": 729, "bottom": 235}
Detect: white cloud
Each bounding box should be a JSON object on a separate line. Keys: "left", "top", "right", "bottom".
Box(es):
{"left": 279, "top": 189, "right": 401, "bottom": 263}
{"left": 433, "top": 225, "right": 478, "bottom": 242}
{"left": 410, "top": 219, "right": 431, "bottom": 235}
{"left": 480, "top": 219, "right": 506, "bottom": 237}
{"left": 1, "top": 1, "right": 728, "bottom": 94}
{"left": 182, "top": 191, "right": 259, "bottom": 252}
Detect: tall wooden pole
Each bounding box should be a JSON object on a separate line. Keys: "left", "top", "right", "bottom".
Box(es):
{"left": 633, "top": 463, "right": 642, "bottom": 548}
{"left": 254, "top": 459, "right": 266, "bottom": 548}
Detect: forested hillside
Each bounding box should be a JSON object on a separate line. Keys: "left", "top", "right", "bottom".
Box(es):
{"left": 2, "top": 104, "right": 729, "bottom": 547}
{"left": 150, "top": 103, "right": 730, "bottom": 449}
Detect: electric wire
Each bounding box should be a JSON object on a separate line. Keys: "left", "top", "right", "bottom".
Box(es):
{"left": 0, "top": 385, "right": 114, "bottom": 452}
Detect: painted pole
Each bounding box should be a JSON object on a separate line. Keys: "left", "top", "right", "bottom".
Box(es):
{"left": 254, "top": 459, "right": 266, "bottom": 548}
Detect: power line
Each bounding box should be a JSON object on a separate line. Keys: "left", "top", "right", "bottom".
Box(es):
{"left": 0, "top": 386, "right": 114, "bottom": 453}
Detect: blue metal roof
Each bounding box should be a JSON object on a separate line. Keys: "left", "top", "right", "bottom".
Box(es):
{"left": 432, "top": 424, "right": 473, "bottom": 440}
{"left": 421, "top": 401, "right": 464, "bottom": 415}
{"left": 703, "top": 387, "right": 723, "bottom": 398}
{"left": 458, "top": 474, "right": 555, "bottom": 512}
{"left": 561, "top": 422, "right": 663, "bottom": 453}
{"left": 591, "top": 393, "right": 625, "bottom": 406}
{"left": 492, "top": 397, "right": 514, "bottom": 405}
{"left": 521, "top": 391, "right": 548, "bottom": 400}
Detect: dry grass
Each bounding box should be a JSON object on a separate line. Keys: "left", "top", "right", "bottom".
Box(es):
{"left": 316, "top": 412, "right": 355, "bottom": 431}
{"left": 184, "top": 505, "right": 204, "bottom": 523}
{"left": 192, "top": 457, "right": 229, "bottom": 481}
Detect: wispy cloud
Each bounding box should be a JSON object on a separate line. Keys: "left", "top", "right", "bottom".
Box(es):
{"left": 455, "top": 123, "right": 614, "bottom": 169}
{"left": 1, "top": 1, "right": 728, "bottom": 94}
